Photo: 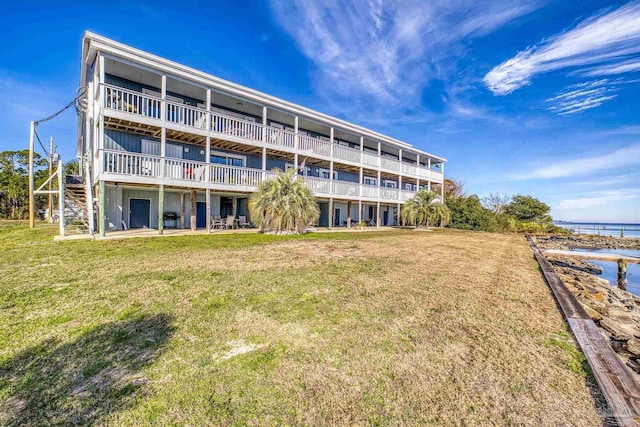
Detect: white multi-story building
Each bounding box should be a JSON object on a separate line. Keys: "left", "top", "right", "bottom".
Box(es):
{"left": 77, "top": 32, "right": 446, "bottom": 235}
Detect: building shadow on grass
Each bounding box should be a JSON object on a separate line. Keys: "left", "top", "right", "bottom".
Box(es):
{"left": 0, "top": 313, "right": 174, "bottom": 426}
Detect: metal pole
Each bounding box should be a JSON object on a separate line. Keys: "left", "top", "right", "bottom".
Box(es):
{"left": 28, "top": 121, "right": 35, "bottom": 228}
{"left": 48, "top": 137, "right": 54, "bottom": 222}
{"left": 58, "top": 159, "right": 65, "bottom": 237}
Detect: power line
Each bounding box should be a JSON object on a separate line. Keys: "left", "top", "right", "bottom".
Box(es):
{"left": 33, "top": 128, "right": 49, "bottom": 158}
{"left": 34, "top": 87, "right": 87, "bottom": 127}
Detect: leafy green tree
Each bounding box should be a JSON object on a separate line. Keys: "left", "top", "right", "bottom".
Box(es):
{"left": 446, "top": 195, "right": 497, "bottom": 231}
{"left": 504, "top": 195, "right": 551, "bottom": 224}
{"left": 64, "top": 159, "right": 80, "bottom": 175}
{"left": 0, "top": 150, "right": 48, "bottom": 219}
{"left": 401, "top": 190, "right": 450, "bottom": 228}
{"left": 248, "top": 168, "right": 319, "bottom": 234}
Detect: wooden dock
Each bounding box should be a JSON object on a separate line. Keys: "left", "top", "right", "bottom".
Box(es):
{"left": 542, "top": 249, "right": 640, "bottom": 264}
{"left": 528, "top": 237, "right": 640, "bottom": 427}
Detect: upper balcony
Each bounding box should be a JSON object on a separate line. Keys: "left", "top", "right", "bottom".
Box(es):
{"left": 99, "top": 83, "right": 444, "bottom": 183}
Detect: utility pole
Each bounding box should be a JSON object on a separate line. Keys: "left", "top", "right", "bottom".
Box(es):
{"left": 28, "top": 121, "right": 35, "bottom": 228}
{"left": 48, "top": 137, "right": 54, "bottom": 222}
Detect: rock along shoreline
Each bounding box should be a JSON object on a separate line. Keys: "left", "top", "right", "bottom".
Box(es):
{"left": 534, "top": 235, "right": 640, "bottom": 377}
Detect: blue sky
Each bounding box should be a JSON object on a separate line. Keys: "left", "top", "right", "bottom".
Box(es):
{"left": 1, "top": 0, "right": 639, "bottom": 223}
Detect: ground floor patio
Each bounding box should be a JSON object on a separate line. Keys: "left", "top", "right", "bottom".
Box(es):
{"left": 99, "top": 182, "right": 401, "bottom": 235}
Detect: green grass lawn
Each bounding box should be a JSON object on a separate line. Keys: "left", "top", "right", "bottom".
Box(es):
{"left": 0, "top": 223, "right": 604, "bottom": 426}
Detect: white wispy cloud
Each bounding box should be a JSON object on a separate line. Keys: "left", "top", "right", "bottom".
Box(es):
{"left": 582, "top": 58, "right": 640, "bottom": 76}
{"left": 510, "top": 143, "right": 640, "bottom": 179}
{"left": 484, "top": 2, "right": 640, "bottom": 95}
{"left": 269, "top": 0, "right": 539, "bottom": 111}
{"left": 546, "top": 79, "right": 618, "bottom": 115}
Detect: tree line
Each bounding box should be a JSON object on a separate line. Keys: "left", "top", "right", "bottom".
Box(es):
{"left": 441, "top": 178, "right": 566, "bottom": 233}
{"left": 0, "top": 149, "right": 77, "bottom": 220}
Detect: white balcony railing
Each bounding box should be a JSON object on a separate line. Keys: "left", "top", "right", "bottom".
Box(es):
{"left": 210, "top": 164, "right": 263, "bottom": 187}
{"left": 299, "top": 134, "right": 330, "bottom": 156}
{"left": 165, "top": 158, "right": 207, "bottom": 182}
{"left": 166, "top": 100, "right": 208, "bottom": 130}
{"left": 265, "top": 127, "right": 295, "bottom": 149}
{"left": 103, "top": 150, "right": 161, "bottom": 177}
{"left": 101, "top": 150, "right": 419, "bottom": 202}
{"left": 333, "top": 144, "right": 361, "bottom": 163}
{"left": 101, "top": 84, "right": 441, "bottom": 181}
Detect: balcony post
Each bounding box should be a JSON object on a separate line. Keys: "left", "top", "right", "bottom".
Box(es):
{"left": 206, "top": 188, "right": 211, "bottom": 233}
{"left": 180, "top": 192, "right": 185, "bottom": 229}
{"left": 376, "top": 201, "right": 380, "bottom": 228}
{"left": 330, "top": 127, "right": 335, "bottom": 160}
{"left": 416, "top": 154, "right": 421, "bottom": 190}
{"left": 358, "top": 200, "right": 362, "bottom": 224}
{"left": 427, "top": 158, "right": 432, "bottom": 192}
{"left": 359, "top": 167, "right": 363, "bottom": 198}
{"left": 190, "top": 190, "right": 197, "bottom": 231}
{"left": 397, "top": 203, "right": 401, "bottom": 226}
{"left": 328, "top": 198, "right": 333, "bottom": 229}
{"left": 158, "top": 184, "right": 164, "bottom": 235}
{"left": 206, "top": 89, "right": 211, "bottom": 130}
{"left": 441, "top": 163, "right": 445, "bottom": 202}
{"left": 398, "top": 149, "right": 402, "bottom": 200}
{"left": 160, "top": 75, "right": 167, "bottom": 181}
{"left": 377, "top": 141, "right": 381, "bottom": 168}
{"left": 98, "top": 180, "right": 105, "bottom": 238}
{"left": 294, "top": 116, "right": 299, "bottom": 170}
{"left": 262, "top": 107, "right": 267, "bottom": 180}
{"left": 347, "top": 201, "right": 352, "bottom": 228}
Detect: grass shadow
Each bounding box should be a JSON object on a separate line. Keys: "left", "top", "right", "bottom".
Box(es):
{"left": 0, "top": 313, "right": 174, "bottom": 426}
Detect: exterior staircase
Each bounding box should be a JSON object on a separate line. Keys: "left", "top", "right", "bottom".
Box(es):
{"left": 64, "top": 175, "right": 93, "bottom": 233}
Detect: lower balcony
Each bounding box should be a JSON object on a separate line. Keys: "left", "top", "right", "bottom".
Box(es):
{"left": 100, "top": 150, "right": 416, "bottom": 203}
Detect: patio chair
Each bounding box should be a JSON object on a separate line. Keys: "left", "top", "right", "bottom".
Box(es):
{"left": 225, "top": 215, "right": 235, "bottom": 229}
{"left": 211, "top": 215, "right": 223, "bottom": 229}
{"left": 238, "top": 216, "right": 250, "bottom": 228}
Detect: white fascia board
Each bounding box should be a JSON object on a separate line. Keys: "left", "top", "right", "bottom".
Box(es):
{"left": 82, "top": 31, "right": 447, "bottom": 163}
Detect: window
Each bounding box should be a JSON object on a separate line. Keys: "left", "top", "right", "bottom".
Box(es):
{"left": 319, "top": 168, "right": 337, "bottom": 180}
{"left": 166, "top": 143, "right": 183, "bottom": 159}
{"left": 383, "top": 180, "right": 397, "bottom": 189}
{"left": 141, "top": 139, "right": 160, "bottom": 156}
{"left": 210, "top": 151, "right": 245, "bottom": 167}
{"left": 364, "top": 177, "right": 377, "bottom": 186}
{"left": 405, "top": 183, "right": 413, "bottom": 191}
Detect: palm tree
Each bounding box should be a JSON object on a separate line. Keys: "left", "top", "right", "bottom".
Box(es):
{"left": 248, "top": 167, "right": 319, "bottom": 234}
{"left": 401, "top": 190, "right": 450, "bottom": 229}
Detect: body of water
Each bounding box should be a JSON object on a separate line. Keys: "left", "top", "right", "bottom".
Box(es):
{"left": 555, "top": 222, "right": 640, "bottom": 238}
{"left": 572, "top": 248, "right": 640, "bottom": 296}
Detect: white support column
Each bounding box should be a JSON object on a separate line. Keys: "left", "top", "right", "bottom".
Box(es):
{"left": 294, "top": 116, "right": 299, "bottom": 170}
{"left": 427, "top": 158, "right": 432, "bottom": 192}
{"left": 160, "top": 75, "right": 167, "bottom": 180}
{"left": 377, "top": 141, "right": 381, "bottom": 168}
{"left": 416, "top": 154, "right": 421, "bottom": 190}
{"left": 329, "top": 127, "right": 335, "bottom": 193}
{"left": 330, "top": 127, "right": 335, "bottom": 159}
{"left": 359, "top": 136, "right": 364, "bottom": 164}
{"left": 206, "top": 188, "right": 211, "bottom": 233}
{"left": 262, "top": 107, "right": 267, "bottom": 178}
{"left": 441, "top": 163, "right": 445, "bottom": 202}
{"left": 376, "top": 201, "right": 381, "bottom": 229}
{"left": 205, "top": 89, "right": 211, "bottom": 130}
{"left": 359, "top": 167, "right": 363, "bottom": 198}
{"left": 358, "top": 200, "right": 362, "bottom": 224}
{"left": 398, "top": 149, "right": 403, "bottom": 200}
{"left": 397, "top": 203, "right": 401, "bottom": 227}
